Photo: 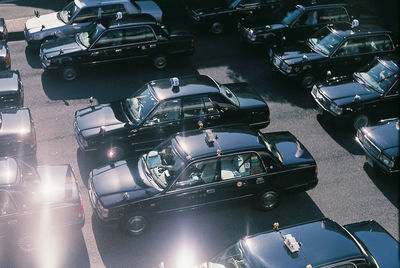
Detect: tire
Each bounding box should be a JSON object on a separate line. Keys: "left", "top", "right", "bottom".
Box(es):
{"left": 60, "top": 65, "right": 78, "bottom": 81}
{"left": 301, "top": 74, "right": 316, "bottom": 89}
{"left": 17, "top": 234, "right": 36, "bottom": 253}
{"left": 119, "top": 213, "right": 150, "bottom": 236}
{"left": 256, "top": 189, "right": 280, "bottom": 211}
{"left": 353, "top": 114, "right": 368, "bottom": 130}
{"left": 153, "top": 55, "right": 168, "bottom": 70}
{"left": 210, "top": 21, "right": 224, "bottom": 34}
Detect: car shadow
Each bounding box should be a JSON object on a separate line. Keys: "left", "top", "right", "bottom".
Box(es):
{"left": 91, "top": 192, "right": 324, "bottom": 267}
{"left": 25, "top": 46, "right": 42, "bottom": 69}
{"left": 316, "top": 114, "right": 364, "bottom": 155}
{"left": 363, "top": 163, "right": 399, "bottom": 208}
{"left": 76, "top": 148, "right": 105, "bottom": 188}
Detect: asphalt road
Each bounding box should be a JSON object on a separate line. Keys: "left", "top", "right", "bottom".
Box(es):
{"left": 2, "top": 21, "right": 399, "bottom": 268}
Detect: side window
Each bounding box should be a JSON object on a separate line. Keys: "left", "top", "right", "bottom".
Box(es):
{"left": 0, "top": 191, "right": 17, "bottom": 216}
{"left": 203, "top": 97, "right": 218, "bottom": 114}
{"left": 101, "top": 4, "right": 126, "bottom": 18}
{"left": 73, "top": 7, "right": 99, "bottom": 23}
{"left": 183, "top": 98, "right": 205, "bottom": 118}
{"left": 93, "top": 29, "right": 123, "bottom": 48}
{"left": 298, "top": 10, "right": 318, "bottom": 25}
{"left": 334, "top": 37, "right": 365, "bottom": 57}
{"left": 365, "top": 35, "right": 394, "bottom": 53}
{"left": 124, "top": 26, "right": 156, "bottom": 45}
{"left": 319, "top": 8, "right": 349, "bottom": 23}
{"left": 147, "top": 99, "right": 181, "bottom": 124}
{"left": 220, "top": 153, "right": 264, "bottom": 180}
{"left": 174, "top": 159, "right": 218, "bottom": 189}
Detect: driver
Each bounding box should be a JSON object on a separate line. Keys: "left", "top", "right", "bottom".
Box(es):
{"left": 158, "top": 146, "right": 176, "bottom": 171}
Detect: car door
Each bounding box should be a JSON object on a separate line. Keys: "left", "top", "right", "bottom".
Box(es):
{"left": 182, "top": 96, "right": 221, "bottom": 130}
{"left": 87, "top": 28, "right": 124, "bottom": 65}
{"left": 121, "top": 25, "right": 158, "bottom": 61}
{"left": 0, "top": 190, "right": 19, "bottom": 250}
{"left": 133, "top": 99, "right": 182, "bottom": 150}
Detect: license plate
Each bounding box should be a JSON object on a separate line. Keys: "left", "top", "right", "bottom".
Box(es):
{"left": 366, "top": 156, "right": 373, "bottom": 167}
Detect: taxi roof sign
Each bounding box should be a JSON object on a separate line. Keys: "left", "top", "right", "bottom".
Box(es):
{"left": 170, "top": 77, "right": 179, "bottom": 87}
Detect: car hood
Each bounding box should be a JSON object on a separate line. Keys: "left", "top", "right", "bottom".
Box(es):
{"left": 25, "top": 12, "right": 65, "bottom": 33}
{"left": 345, "top": 220, "right": 400, "bottom": 268}
{"left": 92, "top": 157, "right": 158, "bottom": 208}
{"left": 0, "top": 109, "right": 31, "bottom": 137}
{"left": 225, "top": 83, "right": 267, "bottom": 109}
{"left": 279, "top": 47, "right": 324, "bottom": 65}
{"left": 318, "top": 77, "right": 379, "bottom": 105}
{"left": 75, "top": 102, "right": 129, "bottom": 134}
{"left": 262, "top": 131, "right": 315, "bottom": 166}
{"left": 363, "top": 120, "right": 399, "bottom": 152}
{"left": 41, "top": 36, "right": 83, "bottom": 58}
{"left": 136, "top": 1, "right": 162, "bottom": 22}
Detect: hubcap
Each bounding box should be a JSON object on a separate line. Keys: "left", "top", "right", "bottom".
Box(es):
{"left": 64, "top": 68, "right": 76, "bottom": 81}
{"left": 303, "top": 76, "right": 315, "bottom": 88}
{"left": 126, "top": 216, "right": 146, "bottom": 234}
{"left": 262, "top": 191, "right": 278, "bottom": 209}
{"left": 155, "top": 57, "right": 166, "bottom": 68}
{"left": 212, "top": 22, "right": 223, "bottom": 34}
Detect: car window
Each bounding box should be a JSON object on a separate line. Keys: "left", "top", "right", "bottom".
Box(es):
{"left": 147, "top": 99, "right": 181, "bottom": 124}
{"left": 334, "top": 37, "right": 365, "bottom": 57}
{"left": 240, "top": 0, "right": 260, "bottom": 5}
{"left": 124, "top": 26, "right": 156, "bottom": 45}
{"left": 298, "top": 10, "right": 318, "bottom": 25}
{"left": 174, "top": 159, "right": 218, "bottom": 189}
{"left": 93, "top": 29, "right": 123, "bottom": 48}
{"left": 183, "top": 97, "right": 217, "bottom": 118}
{"left": 101, "top": 4, "right": 126, "bottom": 18}
{"left": 365, "top": 35, "right": 394, "bottom": 53}
{"left": 318, "top": 8, "right": 349, "bottom": 23}
{"left": 203, "top": 97, "right": 218, "bottom": 114}
{"left": 0, "top": 191, "right": 17, "bottom": 216}
{"left": 73, "top": 7, "right": 99, "bottom": 23}
{"left": 220, "top": 153, "right": 264, "bottom": 180}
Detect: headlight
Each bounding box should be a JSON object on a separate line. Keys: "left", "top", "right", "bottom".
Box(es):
{"left": 281, "top": 62, "right": 292, "bottom": 73}
{"left": 43, "top": 55, "right": 51, "bottom": 66}
{"left": 329, "top": 103, "right": 343, "bottom": 115}
{"left": 78, "top": 132, "right": 89, "bottom": 147}
{"left": 246, "top": 28, "right": 256, "bottom": 41}
{"left": 97, "top": 201, "right": 109, "bottom": 218}
{"left": 194, "top": 15, "right": 200, "bottom": 21}
{"left": 379, "top": 154, "right": 394, "bottom": 168}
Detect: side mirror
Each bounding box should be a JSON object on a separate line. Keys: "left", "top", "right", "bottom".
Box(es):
{"left": 34, "top": 10, "right": 40, "bottom": 18}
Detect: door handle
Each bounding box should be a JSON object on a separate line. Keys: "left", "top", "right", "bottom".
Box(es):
{"left": 210, "top": 114, "right": 220, "bottom": 120}
{"left": 8, "top": 220, "right": 17, "bottom": 225}
{"left": 149, "top": 44, "right": 156, "bottom": 48}
{"left": 90, "top": 51, "right": 100, "bottom": 56}
{"left": 206, "top": 189, "right": 215, "bottom": 194}
{"left": 115, "top": 49, "right": 122, "bottom": 52}
{"left": 168, "top": 121, "right": 179, "bottom": 126}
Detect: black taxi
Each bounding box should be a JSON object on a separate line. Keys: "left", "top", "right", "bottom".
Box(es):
{"left": 356, "top": 118, "right": 399, "bottom": 173}
{"left": 0, "top": 157, "right": 84, "bottom": 253}
{"left": 239, "top": 3, "right": 350, "bottom": 46}
{"left": 74, "top": 75, "right": 270, "bottom": 160}
{"left": 197, "top": 219, "right": 399, "bottom": 268}
{"left": 270, "top": 22, "right": 397, "bottom": 88}
{"left": 0, "top": 107, "right": 36, "bottom": 159}
{"left": 0, "top": 18, "right": 7, "bottom": 42}
{"left": 88, "top": 125, "right": 318, "bottom": 235}
{"left": 311, "top": 56, "right": 399, "bottom": 129}
{"left": 40, "top": 14, "right": 194, "bottom": 81}
{"left": 0, "top": 70, "right": 24, "bottom": 108}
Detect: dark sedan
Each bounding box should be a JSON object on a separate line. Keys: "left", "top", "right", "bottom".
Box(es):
{"left": 311, "top": 56, "right": 399, "bottom": 129}
{"left": 195, "top": 218, "right": 399, "bottom": 268}
{"left": 0, "top": 70, "right": 24, "bottom": 108}
{"left": 88, "top": 125, "right": 318, "bottom": 235}
{"left": 270, "top": 22, "right": 396, "bottom": 88}
{"left": 0, "top": 157, "right": 84, "bottom": 253}
{"left": 74, "top": 75, "right": 270, "bottom": 160}
{"left": 0, "top": 107, "right": 36, "bottom": 160}
{"left": 0, "top": 40, "right": 10, "bottom": 70}
{"left": 0, "top": 18, "right": 7, "bottom": 42}
{"left": 356, "top": 118, "right": 399, "bottom": 173}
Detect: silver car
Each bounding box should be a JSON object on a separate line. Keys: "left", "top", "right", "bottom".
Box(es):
{"left": 24, "top": 0, "right": 163, "bottom": 49}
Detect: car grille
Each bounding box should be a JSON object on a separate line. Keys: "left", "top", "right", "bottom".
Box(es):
{"left": 363, "top": 137, "right": 380, "bottom": 158}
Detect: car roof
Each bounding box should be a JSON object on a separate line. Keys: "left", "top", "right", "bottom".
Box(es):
{"left": 107, "top": 14, "right": 157, "bottom": 28}
{"left": 149, "top": 75, "right": 221, "bottom": 101}
{"left": 0, "top": 70, "right": 19, "bottom": 93}
{"left": 173, "top": 125, "right": 265, "bottom": 160}
{"left": 241, "top": 218, "right": 364, "bottom": 268}
{"left": 76, "top": 0, "right": 130, "bottom": 8}
{"left": 302, "top": 3, "right": 347, "bottom": 11}
{"left": 329, "top": 23, "right": 392, "bottom": 38}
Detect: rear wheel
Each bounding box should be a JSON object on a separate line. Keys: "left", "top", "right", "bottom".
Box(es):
{"left": 257, "top": 189, "right": 280, "bottom": 211}
{"left": 60, "top": 65, "right": 78, "bottom": 81}
{"left": 210, "top": 21, "right": 224, "bottom": 34}
{"left": 119, "top": 213, "right": 150, "bottom": 236}
{"left": 301, "top": 74, "right": 315, "bottom": 89}
{"left": 153, "top": 55, "right": 168, "bottom": 69}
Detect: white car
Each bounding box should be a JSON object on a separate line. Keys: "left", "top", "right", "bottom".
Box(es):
{"left": 24, "top": 0, "right": 163, "bottom": 48}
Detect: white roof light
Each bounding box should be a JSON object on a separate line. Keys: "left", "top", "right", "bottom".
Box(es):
{"left": 283, "top": 234, "right": 300, "bottom": 253}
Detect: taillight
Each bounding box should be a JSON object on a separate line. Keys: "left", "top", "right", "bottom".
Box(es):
{"left": 1, "top": 33, "right": 5, "bottom": 40}
{"left": 191, "top": 38, "right": 195, "bottom": 45}
{"left": 5, "top": 53, "right": 9, "bottom": 67}
{"left": 78, "top": 200, "right": 84, "bottom": 218}
{"left": 315, "top": 165, "right": 318, "bottom": 177}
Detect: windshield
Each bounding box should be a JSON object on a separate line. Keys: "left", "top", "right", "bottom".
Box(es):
{"left": 123, "top": 85, "right": 158, "bottom": 123}
{"left": 226, "top": 0, "right": 241, "bottom": 9}
{"left": 282, "top": 8, "right": 302, "bottom": 25}
{"left": 145, "top": 139, "right": 185, "bottom": 189}
{"left": 211, "top": 242, "right": 250, "bottom": 268}
{"left": 218, "top": 83, "right": 240, "bottom": 107}
{"left": 77, "top": 23, "right": 105, "bottom": 47}
{"left": 354, "top": 60, "right": 398, "bottom": 94}
{"left": 262, "top": 136, "right": 283, "bottom": 163}
{"left": 308, "top": 27, "right": 343, "bottom": 56}
{"left": 59, "top": 1, "right": 80, "bottom": 24}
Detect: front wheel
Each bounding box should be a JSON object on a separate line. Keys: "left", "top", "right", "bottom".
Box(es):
{"left": 256, "top": 189, "right": 280, "bottom": 211}
{"left": 301, "top": 74, "right": 315, "bottom": 89}
{"left": 60, "top": 65, "right": 78, "bottom": 81}
{"left": 153, "top": 55, "right": 168, "bottom": 70}
{"left": 210, "top": 21, "right": 224, "bottom": 34}
{"left": 119, "top": 213, "right": 150, "bottom": 236}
